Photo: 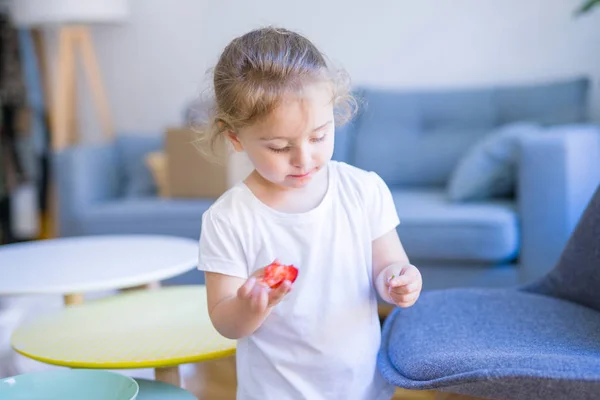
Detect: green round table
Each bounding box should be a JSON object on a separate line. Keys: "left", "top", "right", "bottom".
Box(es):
{"left": 10, "top": 285, "right": 236, "bottom": 387}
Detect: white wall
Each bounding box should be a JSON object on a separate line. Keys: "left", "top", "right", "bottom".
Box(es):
{"left": 73, "top": 0, "right": 600, "bottom": 138}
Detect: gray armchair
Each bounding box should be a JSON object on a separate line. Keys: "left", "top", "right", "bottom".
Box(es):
{"left": 378, "top": 184, "right": 600, "bottom": 400}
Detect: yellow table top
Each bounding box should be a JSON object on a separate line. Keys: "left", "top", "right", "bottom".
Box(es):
{"left": 11, "top": 285, "right": 236, "bottom": 369}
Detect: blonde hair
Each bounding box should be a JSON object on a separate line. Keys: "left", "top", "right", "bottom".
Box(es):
{"left": 192, "top": 26, "right": 357, "bottom": 159}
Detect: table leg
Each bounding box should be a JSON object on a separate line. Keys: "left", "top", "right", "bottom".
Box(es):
{"left": 155, "top": 366, "right": 181, "bottom": 387}
{"left": 122, "top": 281, "right": 161, "bottom": 292}
{"left": 63, "top": 293, "right": 84, "bottom": 306}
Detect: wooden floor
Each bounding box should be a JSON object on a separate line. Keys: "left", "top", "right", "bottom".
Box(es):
{"left": 183, "top": 356, "right": 481, "bottom": 399}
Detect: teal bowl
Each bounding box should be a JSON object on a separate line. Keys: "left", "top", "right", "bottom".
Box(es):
{"left": 0, "top": 369, "right": 139, "bottom": 400}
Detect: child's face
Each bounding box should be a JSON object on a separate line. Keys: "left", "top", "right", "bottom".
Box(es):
{"left": 228, "top": 82, "right": 335, "bottom": 190}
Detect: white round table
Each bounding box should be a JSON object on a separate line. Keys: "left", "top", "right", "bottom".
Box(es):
{"left": 0, "top": 234, "right": 199, "bottom": 305}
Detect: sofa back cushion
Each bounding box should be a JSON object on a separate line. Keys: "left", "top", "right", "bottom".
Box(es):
{"left": 347, "top": 78, "right": 589, "bottom": 187}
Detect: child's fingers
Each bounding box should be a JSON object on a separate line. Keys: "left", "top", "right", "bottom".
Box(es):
{"left": 391, "top": 290, "right": 419, "bottom": 303}
{"left": 251, "top": 284, "right": 269, "bottom": 312}
{"left": 251, "top": 267, "right": 266, "bottom": 280}
{"left": 237, "top": 277, "right": 257, "bottom": 299}
{"left": 385, "top": 269, "right": 396, "bottom": 287}
{"left": 387, "top": 274, "right": 412, "bottom": 288}
{"left": 394, "top": 292, "right": 420, "bottom": 307}
{"left": 389, "top": 281, "right": 420, "bottom": 295}
{"left": 389, "top": 267, "right": 421, "bottom": 287}
{"left": 268, "top": 280, "right": 292, "bottom": 305}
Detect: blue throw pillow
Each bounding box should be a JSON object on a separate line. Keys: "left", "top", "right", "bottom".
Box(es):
{"left": 116, "top": 134, "right": 164, "bottom": 197}
{"left": 447, "top": 123, "right": 541, "bottom": 202}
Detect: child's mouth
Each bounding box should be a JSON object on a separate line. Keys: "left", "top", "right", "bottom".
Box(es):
{"left": 289, "top": 172, "right": 311, "bottom": 178}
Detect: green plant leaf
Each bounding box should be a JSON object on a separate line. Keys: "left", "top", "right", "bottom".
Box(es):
{"left": 576, "top": 0, "right": 600, "bottom": 15}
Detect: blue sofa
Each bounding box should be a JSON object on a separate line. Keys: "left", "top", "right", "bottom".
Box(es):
{"left": 53, "top": 77, "right": 600, "bottom": 289}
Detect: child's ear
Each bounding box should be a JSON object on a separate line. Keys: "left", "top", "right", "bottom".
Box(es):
{"left": 224, "top": 131, "right": 244, "bottom": 152}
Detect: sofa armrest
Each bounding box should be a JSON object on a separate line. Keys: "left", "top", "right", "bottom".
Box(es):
{"left": 52, "top": 142, "right": 121, "bottom": 235}
{"left": 518, "top": 125, "right": 600, "bottom": 284}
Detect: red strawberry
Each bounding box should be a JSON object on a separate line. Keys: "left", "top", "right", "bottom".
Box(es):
{"left": 262, "top": 259, "right": 299, "bottom": 289}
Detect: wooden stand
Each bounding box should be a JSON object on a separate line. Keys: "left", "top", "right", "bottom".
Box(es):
{"left": 63, "top": 293, "right": 85, "bottom": 306}
{"left": 120, "top": 281, "right": 161, "bottom": 293}
{"left": 155, "top": 366, "right": 181, "bottom": 387}
{"left": 45, "top": 25, "right": 114, "bottom": 150}
{"left": 31, "top": 25, "right": 114, "bottom": 239}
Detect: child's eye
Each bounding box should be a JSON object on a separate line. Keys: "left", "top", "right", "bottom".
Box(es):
{"left": 269, "top": 147, "right": 290, "bottom": 153}
{"left": 311, "top": 134, "right": 327, "bottom": 143}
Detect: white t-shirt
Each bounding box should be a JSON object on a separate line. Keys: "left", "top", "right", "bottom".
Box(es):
{"left": 198, "top": 160, "right": 399, "bottom": 400}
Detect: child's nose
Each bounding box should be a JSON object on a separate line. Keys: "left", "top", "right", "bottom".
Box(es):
{"left": 291, "top": 146, "right": 310, "bottom": 169}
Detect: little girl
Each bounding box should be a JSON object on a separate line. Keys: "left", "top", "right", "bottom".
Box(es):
{"left": 197, "top": 26, "right": 422, "bottom": 400}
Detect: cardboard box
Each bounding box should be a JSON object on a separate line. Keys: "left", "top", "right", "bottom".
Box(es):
{"left": 165, "top": 127, "right": 253, "bottom": 198}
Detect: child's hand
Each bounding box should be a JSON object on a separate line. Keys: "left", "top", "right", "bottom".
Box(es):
{"left": 385, "top": 264, "right": 422, "bottom": 308}
{"left": 236, "top": 270, "right": 293, "bottom": 313}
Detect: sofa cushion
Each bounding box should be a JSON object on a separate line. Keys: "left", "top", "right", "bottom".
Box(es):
{"left": 446, "top": 122, "right": 542, "bottom": 202}
{"left": 495, "top": 77, "right": 590, "bottom": 125}
{"left": 351, "top": 78, "right": 589, "bottom": 187}
{"left": 115, "top": 134, "right": 164, "bottom": 197}
{"left": 78, "top": 198, "right": 213, "bottom": 239}
{"left": 353, "top": 88, "right": 496, "bottom": 187}
{"left": 392, "top": 189, "right": 518, "bottom": 262}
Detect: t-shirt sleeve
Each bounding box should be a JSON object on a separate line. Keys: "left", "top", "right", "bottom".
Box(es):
{"left": 365, "top": 171, "right": 400, "bottom": 240}
{"left": 198, "top": 210, "right": 248, "bottom": 279}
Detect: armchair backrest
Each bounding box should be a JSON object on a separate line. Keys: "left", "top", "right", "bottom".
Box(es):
{"left": 525, "top": 184, "right": 600, "bottom": 312}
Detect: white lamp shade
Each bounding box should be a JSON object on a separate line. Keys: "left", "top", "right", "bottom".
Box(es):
{"left": 9, "top": 0, "right": 129, "bottom": 26}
